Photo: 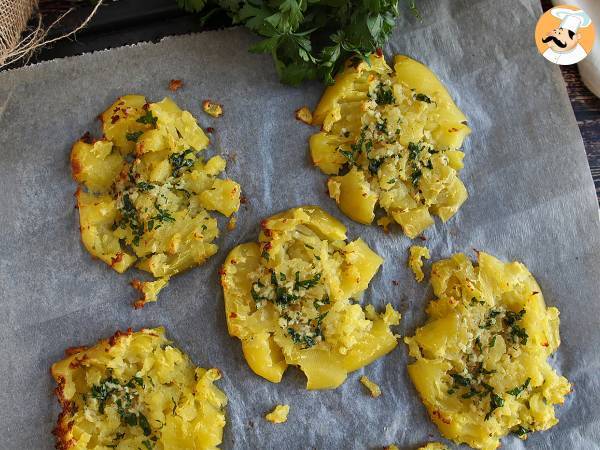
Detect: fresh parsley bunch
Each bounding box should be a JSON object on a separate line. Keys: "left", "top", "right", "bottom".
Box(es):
{"left": 176, "top": 0, "right": 418, "bottom": 85}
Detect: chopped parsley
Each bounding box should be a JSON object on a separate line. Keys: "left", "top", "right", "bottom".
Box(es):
{"left": 473, "top": 362, "right": 495, "bottom": 377}
{"left": 374, "top": 83, "right": 396, "bottom": 105}
{"left": 368, "top": 157, "right": 384, "bottom": 175}
{"left": 350, "top": 126, "right": 373, "bottom": 157}
{"left": 152, "top": 202, "right": 175, "bottom": 226}
{"left": 294, "top": 272, "right": 322, "bottom": 290}
{"left": 375, "top": 118, "right": 388, "bottom": 133}
{"left": 118, "top": 194, "right": 144, "bottom": 246}
{"left": 479, "top": 309, "right": 502, "bottom": 329}
{"left": 138, "top": 412, "right": 152, "bottom": 436}
{"left": 505, "top": 309, "right": 529, "bottom": 344}
{"left": 505, "top": 309, "right": 526, "bottom": 325}
{"left": 126, "top": 130, "right": 144, "bottom": 142}
{"left": 136, "top": 181, "right": 155, "bottom": 191}
{"left": 474, "top": 337, "right": 483, "bottom": 353}
{"left": 286, "top": 312, "right": 327, "bottom": 349}
{"left": 470, "top": 297, "right": 485, "bottom": 306}
{"left": 250, "top": 283, "right": 268, "bottom": 303}
{"left": 313, "top": 294, "right": 330, "bottom": 309}
{"left": 507, "top": 378, "right": 531, "bottom": 397}
{"left": 136, "top": 110, "right": 158, "bottom": 127}
{"left": 450, "top": 373, "right": 471, "bottom": 387}
{"left": 414, "top": 93, "right": 432, "bottom": 103}
{"left": 90, "top": 376, "right": 120, "bottom": 414}
{"left": 168, "top": 149, "right": 195, "bottom": 177}
{"left": 338, "top": 147, "right": 358, "bottom": 166}
{"left": 408, "top": 142, "right": 422, "bottom": 161}
{"left": 485, "top": 393, "right": 504, "bottom": 420}
{"left": 513, "top": 425, "right": 531, "bottom": 436}
{"left": 90, "top": 375, "right": 154, "bottom": 438}
{"left": 411, "top": 168, "right": 422, "bottom": 186}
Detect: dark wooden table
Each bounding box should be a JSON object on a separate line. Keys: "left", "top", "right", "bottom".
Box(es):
{"left": 13, "top": 0, "right": 600, "bottom": 202}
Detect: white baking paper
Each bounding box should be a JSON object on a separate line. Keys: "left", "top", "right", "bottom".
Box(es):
{"left": 0, "top": 0, "right": 599, "bottom": 448}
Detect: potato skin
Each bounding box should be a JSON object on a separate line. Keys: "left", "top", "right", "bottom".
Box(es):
{"left": 71, "top": 95, "right": 241, "bottom": 305}
{"left": 310, "top": 54, "right": 471, "bottom": 237}
{"left": 405, "top": 252, "right": 571, "bottom": 450}
{"left": 221, "top": 206, "right": 400, "bottom": 390}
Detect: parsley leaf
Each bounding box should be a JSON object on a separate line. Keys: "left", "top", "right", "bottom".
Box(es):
{"left": 507, "top": 378, "right": 531, "bottom": 397}
{"left": 176, "top": 0, "right": 419, "bottom": 85}
{"left": 414, "top": 93, "right": 432, "bottom": 103}
{"left": 136, "top": 110, "right": 157, "bottom": 127}
{"left": 126, "top": 131, "right": 144, "bottom": 142}
{"left": 168, "top": 149, "right": 195, "bottom": 177}
{"left": 175, "top": 0, "right": 207, "bottom": 12}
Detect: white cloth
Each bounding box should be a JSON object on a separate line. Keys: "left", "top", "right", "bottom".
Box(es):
{"left": 543, "top": 43, "right": 588, "bottom": 65}
{"left": 552, "top": 0, "right": 600, "bottom": 97}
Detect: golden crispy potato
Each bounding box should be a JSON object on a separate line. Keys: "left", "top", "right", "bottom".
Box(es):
{"left": 405, "top": 252, "right": 571, "bottom": 450}
{"left": 310, "top": 55, "right": 470, "bottom": 238}
{"left": 220, "top": 206, "right": 400, "bottom": 389}
{"left": 51, "top": 327, "right": 227, "bottom": 450}
{"left": 71, "top": 95, "right": 241, "bottom": 306}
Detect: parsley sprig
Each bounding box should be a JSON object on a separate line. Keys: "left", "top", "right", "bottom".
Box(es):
{"left": 175, "top": 0, "right": 419, "bottom": 85}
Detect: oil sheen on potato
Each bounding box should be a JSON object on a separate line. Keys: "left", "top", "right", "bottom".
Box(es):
{"left": 310, "top": 55, "right": 471, "bottom": 238}
{"left": 51, "top": 327, "right": 227, "bottom": 449}
{"left": 405, "top": 252, "right": 571, "bottom": 449}
{"left": 220, "top": 206, "right": 401, "bottom": 389}
{"left": 70, "top": 95, "right": 241, "bottom": 306}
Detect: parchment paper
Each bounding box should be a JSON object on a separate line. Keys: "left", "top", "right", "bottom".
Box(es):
{"left": 0, "top": 0, "right": 599, "bottom": 448}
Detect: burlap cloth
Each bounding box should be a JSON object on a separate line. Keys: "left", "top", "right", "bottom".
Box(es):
{"left": 0, "top": 0, "right": 38, "bottom": 65}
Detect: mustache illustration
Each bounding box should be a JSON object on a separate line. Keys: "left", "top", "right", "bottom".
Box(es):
{"left": 542, "top": 35, "right": 567, "bottom": 48}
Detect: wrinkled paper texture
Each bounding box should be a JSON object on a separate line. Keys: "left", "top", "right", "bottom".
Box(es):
{"left": 0, "top": 0, "right": 599, "bottom": 448}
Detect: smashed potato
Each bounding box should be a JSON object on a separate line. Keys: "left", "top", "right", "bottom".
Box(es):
{"left": 310, "top": 55, "right": 470, "bottom": 238}
{"left": 405, "top": 252, "right": 571, "bottom": 449}
{"left": 220, "top": 206, "right": 400, "bottom": 390}
{"left": 71, "top": 95, "right": 241, "bottom": 306}
{"left": 51, "top": 327, "right": 227, "bottom": 449}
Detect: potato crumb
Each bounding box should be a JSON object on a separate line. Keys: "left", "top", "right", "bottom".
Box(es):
{"left": 377, "top": 216, "right": 393, "bottom": 233}
{"left": 408, "top": 245, "right": 430, "bottom": 282}
{"left": 360, "top": 375, "right": 382, "bottom": 398}
{"left": 295, "top": 106, "right": 313, "bottom": 124}
{"left": 168, "top": 79, "right": 183, "bottom": 91}
{"left": 265, "top": 404, "right": 289, "bottom": 424}
{"left": 227, "top": 217, "right": 237, "bottom": 231}
{"left": 203, "top": 100, "right": 223, "bottom": 117}
{"left": 131, "top": 277, "right": 170, "bottom": 309}
{"left": 418, "top": 443, "right": 448, "bottom": 450}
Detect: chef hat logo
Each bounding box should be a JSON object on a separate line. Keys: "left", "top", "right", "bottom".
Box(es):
{"left": 534, "top": 5, "right": 595, "bottom": 66}
{"left": 551, "top": 7, "right": 592, "bottom": 33}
